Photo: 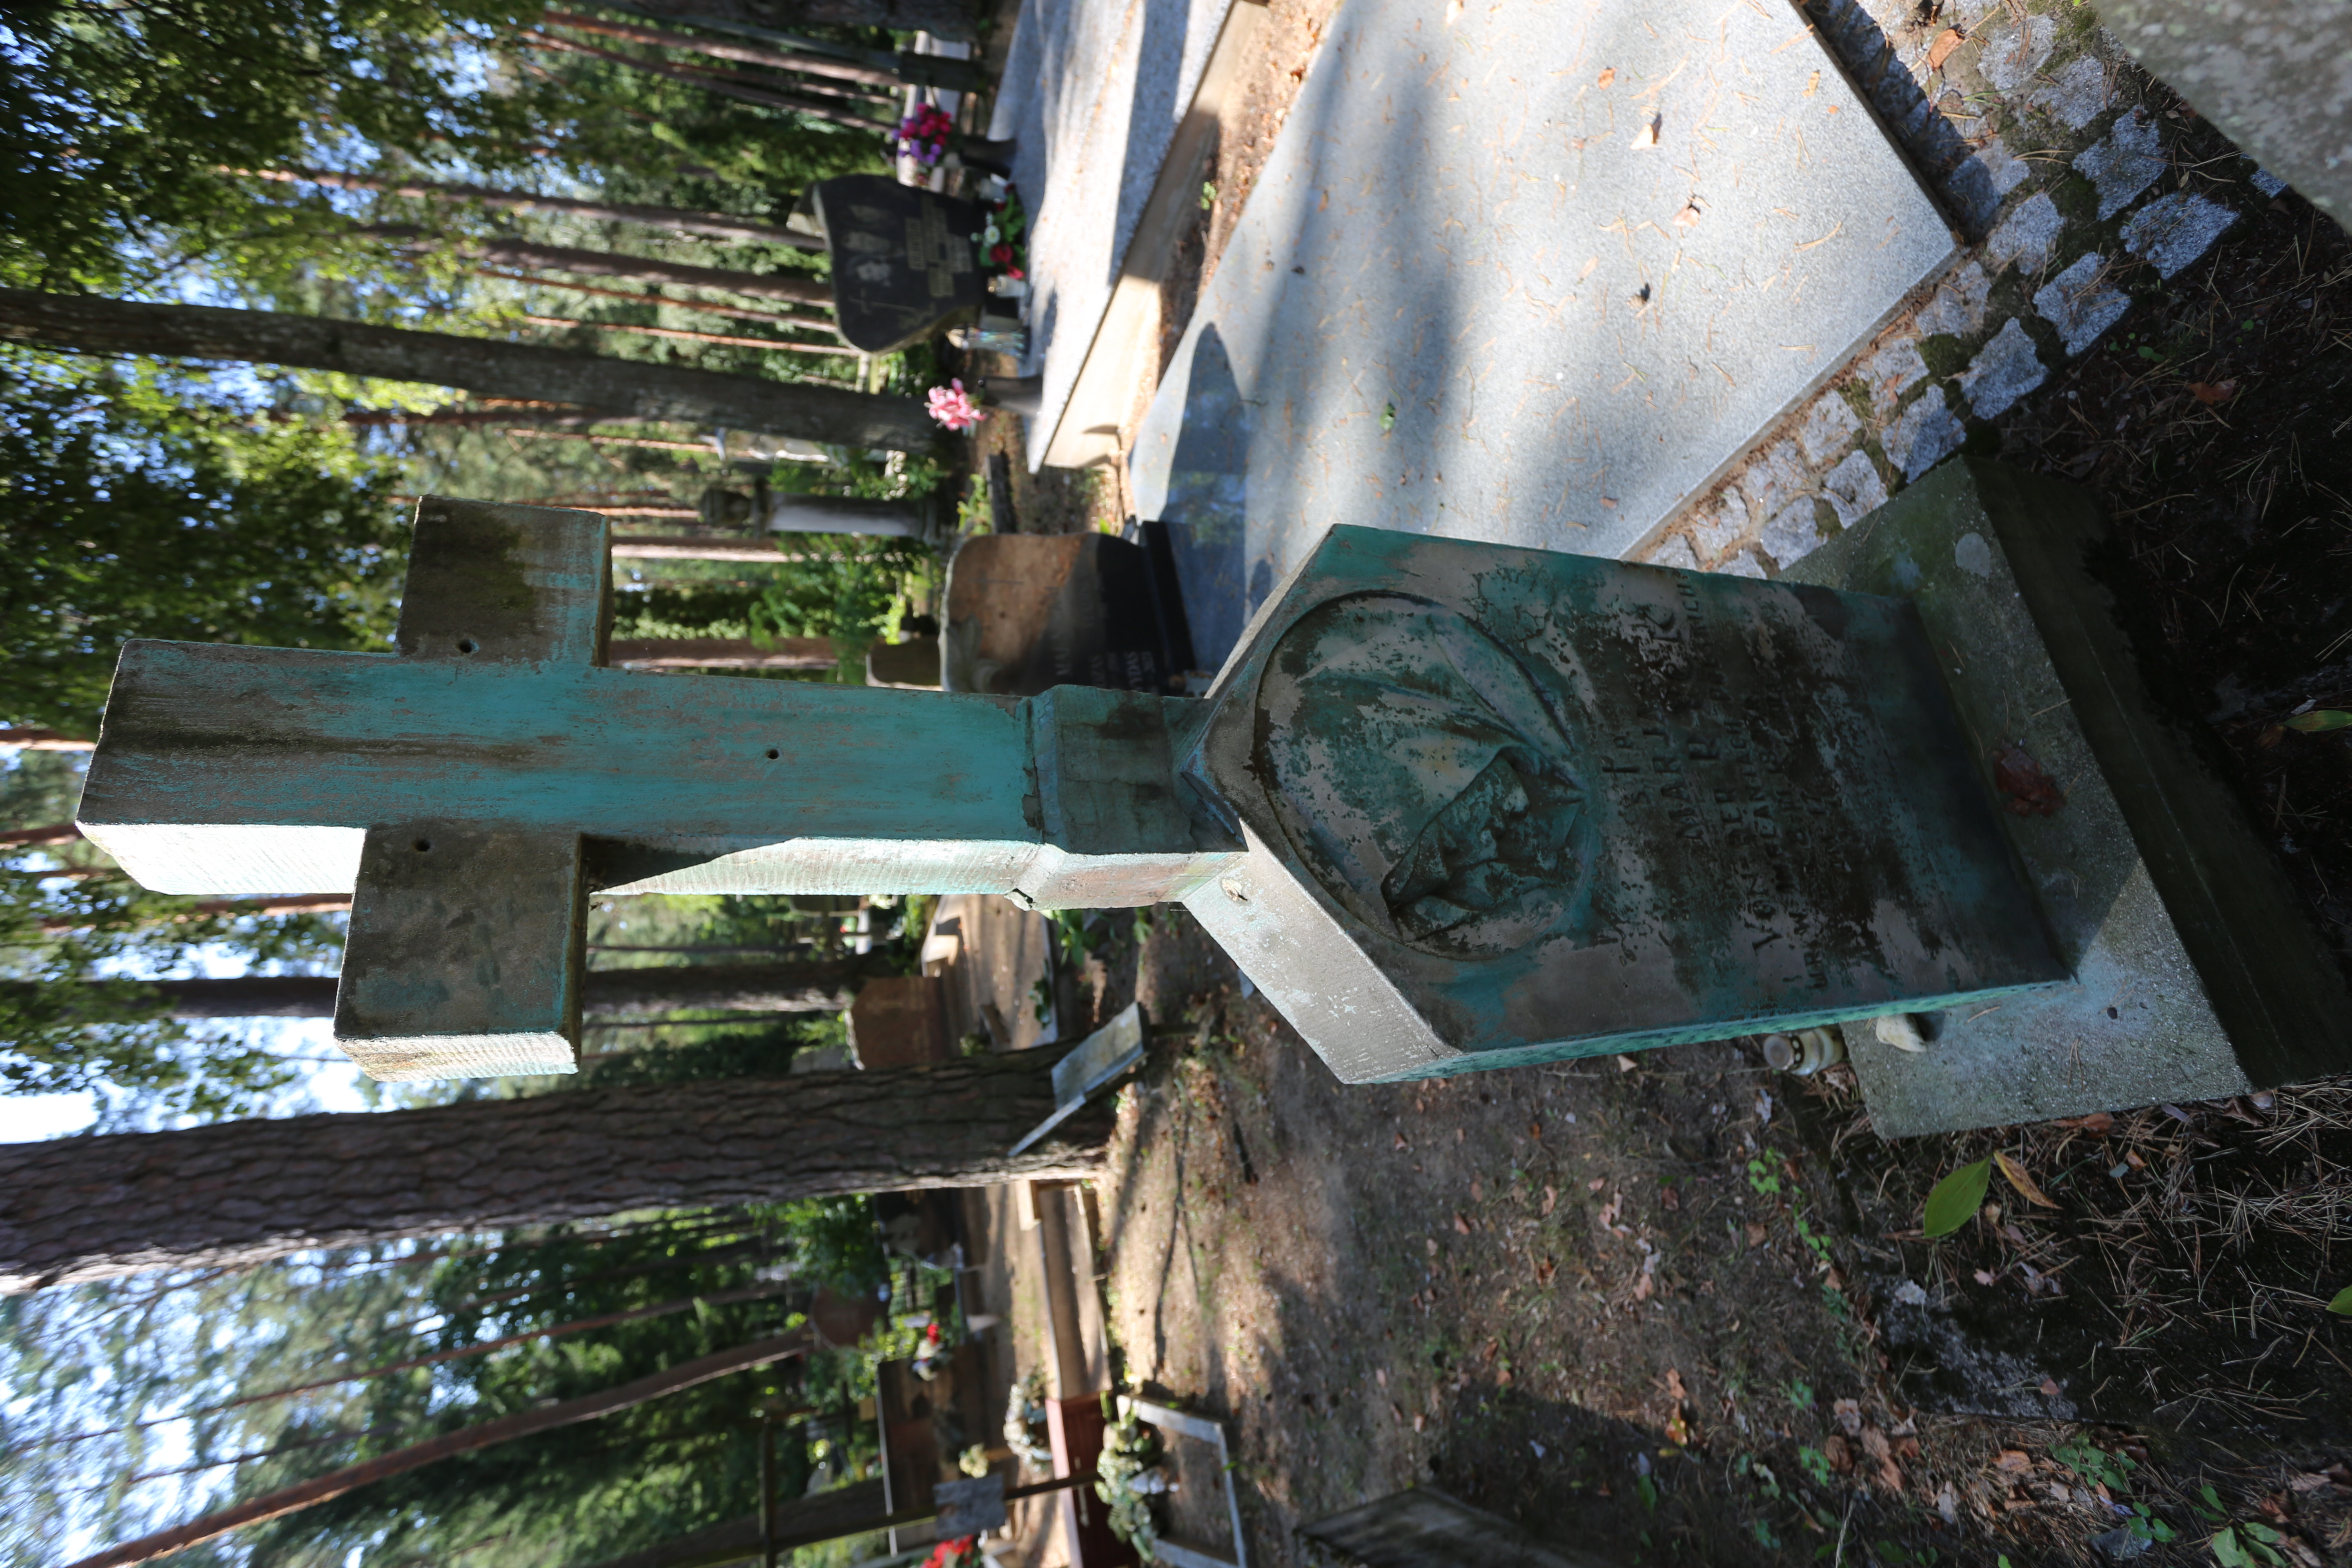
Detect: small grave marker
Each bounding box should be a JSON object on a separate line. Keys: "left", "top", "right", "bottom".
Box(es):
{"left": 813, "top": 175, "right": 987, "bottom": 353}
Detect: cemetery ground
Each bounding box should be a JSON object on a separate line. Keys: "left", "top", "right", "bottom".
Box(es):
{"left": 1045, "top": 905, "right": 2352, "bottom": 1568}
{"left": 955, "top": 86, "right": 2352, "bottom": 1563}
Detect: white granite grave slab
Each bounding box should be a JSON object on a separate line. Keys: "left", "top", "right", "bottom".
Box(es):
{"left": 1127, "top": 0, "right": 1960, "bottom": 669}
{"left": 988, "top": 0, "right": 1234, "bottom": 465}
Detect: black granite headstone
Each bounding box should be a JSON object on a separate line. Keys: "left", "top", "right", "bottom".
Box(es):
{"left": 812, "top": 175, "right": 987, "bottom": 354}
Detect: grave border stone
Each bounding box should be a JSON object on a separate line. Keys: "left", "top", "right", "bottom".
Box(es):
{"left": 1789, "top": 459, "right": 2352, "bottom": 1134}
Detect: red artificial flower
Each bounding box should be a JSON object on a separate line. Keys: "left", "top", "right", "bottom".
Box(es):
{"left": 990, "top": 243, "right": 1013, "bottom": 265}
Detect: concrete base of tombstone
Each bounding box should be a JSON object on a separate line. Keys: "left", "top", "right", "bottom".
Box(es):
{"left": 1173, "top": 525, "right": 2069, "bottom": 1082}
{"left": 1788, "top": 460, "right": 2352, "bottom": 1136}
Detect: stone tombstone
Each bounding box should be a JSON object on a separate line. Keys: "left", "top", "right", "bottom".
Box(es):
{"left": 942, "top": 534, "right": 1189, "bottom": 697}
{"left": 83, "top": 495, "right": 2073, "bottom": 1093}
{"left": 848, "top": 974, "right": 954, "bottom": 1068}
{"left": 813, "top": 174, "right": 987, "bottom": 354}
{"left": 1179, "top": 526, "right": 2067, "bottom": 1081}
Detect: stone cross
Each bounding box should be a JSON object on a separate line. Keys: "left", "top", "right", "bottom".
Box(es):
{"left": 80, "top": 499, "right": 2067, "bottom": 1084}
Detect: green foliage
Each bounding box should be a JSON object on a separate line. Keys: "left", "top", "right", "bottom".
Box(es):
{"left": 771, "top": 1197, "right": 886, "bottom": 1300}
{"left": 0, "top": 752, "right": 346, "bottom": 1118}
{"left": 0, "top": 0, "right": 561, "bottom": 292}
{"left": 0, "top": 351, "right": 407, "bottom": 737}
{"left": 2330, "top": 1284, "right": 2352, "bottom": 1315}
{"left": 1922, "top": 1158, "right": 1992, "bottom": 1238}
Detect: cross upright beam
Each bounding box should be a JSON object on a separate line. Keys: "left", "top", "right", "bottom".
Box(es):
{"left": 78, "top": 500, "right": 1238, "bottom": 1080}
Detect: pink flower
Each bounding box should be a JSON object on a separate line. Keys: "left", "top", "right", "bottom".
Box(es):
{"left": 927, "top": 380, "right": 986, "bottom": 432}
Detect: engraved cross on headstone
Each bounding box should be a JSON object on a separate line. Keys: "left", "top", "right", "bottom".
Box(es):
{"left": 80, "top": 501, "right": 2069, "bottom": 1085}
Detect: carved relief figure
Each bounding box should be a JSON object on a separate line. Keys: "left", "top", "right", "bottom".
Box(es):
{"left": 1255, "top": 592, "right": 1599, "bottom": 956}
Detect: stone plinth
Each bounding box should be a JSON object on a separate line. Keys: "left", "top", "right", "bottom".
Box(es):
{"left": 1790, "top": 460, "right": 2352, "bottom": 1135}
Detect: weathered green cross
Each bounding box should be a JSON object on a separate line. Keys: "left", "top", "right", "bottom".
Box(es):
{"left": 80, "top": 499, "right": 2064, "bottom": 1084}
{"left": 78, "top": 501, "right": 1230, "bottom": 1080}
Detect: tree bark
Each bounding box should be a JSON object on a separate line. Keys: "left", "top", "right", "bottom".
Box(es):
{"left": 524, "top": 314, "right": 856, "bottom": 359}
{"left": 608, "top": 535, "right": 801, "bottom": 563}
{"left": 2, "top": 958, "right": 875, "bottom": 1019}
{"left": 543, "top": 10, "right": 902, "bottom": 87}
{"left": 605, "top": 637, "right": 838, "bottom": 670}
{"left": 0, "top": 822, "right": 82, "bottom": 850}
{"left": 378, "top": 231, "right": 835, "bottom": 307}
{"left": 474, "top": 270, "right": 836, "bottom": 334}
{"left": 0, "top": 1052, "right": 1105, "bottom": 1290}
{"left": 0, "top": 293, "right": 933, "bottom": 452}
{"left": 245, "top": 168, "right": 822, "bottom": 249}
{"left": 38, "top": 894, "right": 352, "bottom": 934}
{"left": 522, "top": 32, "right": 893, "bottom": 134}
{"left": 65, "top": 1330, "right": 818, "bottom": 1568}
{"left": 612, "top": 0, "right": 978, "bottom": 45}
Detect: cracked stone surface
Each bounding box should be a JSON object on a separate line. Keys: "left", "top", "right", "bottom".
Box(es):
{"left": 1977, "top": 15, "right": 2056, "bottom": 92}
{"left": 1717, "top": 549, "right": 1768, "bottom": 579}
{"left": 1797, "top": 392, "right": 1864, "bottom": 466}
{"left": 1957, "top": 316, "right": 2047, "bottom": 418}
{"left": 1915, "top": 260, "right": 1992, "bottom": 339}
{"left": 2120, "top": 191, "right": 2238, "bottom": 278}
{"left": 1737, "top": 439, "right": 1811, "bottom": 521}
{"left": 2074, "top": 107, "right": 2167, "bottom": 220}
{"left": 1862, "top": 338, "right": 1931, "bottom": 414}
{"left": 2030, "top": 54, "right": 2111, "bottom": 130}
{"left": 1883, "top": 388, "right": 1967, "bottom": 480}
{"left": 1652, "top": 535, "right": 1702, "bottom": 570}
{"left": 1821, "top": 448, "right": 1890, "bottom": 526}
{"left": 1984, "top": 192, "right": 2064, "bottom": 275}
{"left": 2034, "top": 252, "right": 2133, "bottom": 354}
{"left": 1757, "top": 499, "right": 1830, "bottom": 569}
{"left": 1688, "top": 493, "right": 1750, "bottom": 564}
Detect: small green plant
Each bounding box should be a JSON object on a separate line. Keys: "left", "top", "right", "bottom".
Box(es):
{"left": 1200, "top": 180, "right": 1218, "bottom": 209}
{"left": 1922, "top": 1158, "right": 1992, "bottom": 1237}
{"left": 1784, "top": 1378, "right": 1815, "bottom": 1410}
{"left": 1635, "top": 1472, "right": 1659, "bottom": 1511}
{"left": 1379, "top": 401, "right": 1397, "bottom": 432}
{"left": 1797, "top": 1446, "right": 1834, "bottom": 1486}
{"left": 1746, "top": 1158, "right": 1785, "bottom": 1197}
{"left": 2329, "top": 1284, "right": 2352, "bottom": 1314}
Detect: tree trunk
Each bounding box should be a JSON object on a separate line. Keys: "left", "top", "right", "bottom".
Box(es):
{"left": 522, "top": 33, "right": 893, "bottom": 134}
{"left": 608, "top": 535, "right": 801, "bottom": 563}
{"left": 245, "top": 168, "right": 823, "bottom": 249}
{"left": 377, "top": 231, "right": 835, "bottom": 307}
{"left": 0, "top": 1052, "right": 1105, "bottom": 1290}
{"left": 66, "top": 1330, "right": 817, "bottom": 1568}
{"left": 474, "top": 270, "right": 836, "bottom": 334}
{"left": 2, "top": 958, "right": 875, "bottom": 1019}
{"left": 0, "top": 292, "right": 934, "bottom": 452}
{"left": 0, "top": 822, "right": 82, "bottom": 850}
{"left": 605, "top": 637, "right": 838, "bottom": 670}
{"left": 0, "top": 729, "right": 95, "bottom": 751}
{"left": 543, "top": 10, "right": 902, "bottom": 87}
{"left": 617, "top": 0, "right": 979, "bottom": 42}
{"left": 38, "top": 894, "right": 352, "bottom": 934}
{"left": 524, "top": 313, "right": 856, "bottom": 358}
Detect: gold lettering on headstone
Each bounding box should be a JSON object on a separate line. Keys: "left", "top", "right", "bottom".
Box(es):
{"left": 904, "top": 203, "right": 972, "bottom": 301}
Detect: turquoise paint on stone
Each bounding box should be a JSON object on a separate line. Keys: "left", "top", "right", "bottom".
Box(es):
{"left": 82, "top": 499, "right": 2069, "bottom": 1083}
